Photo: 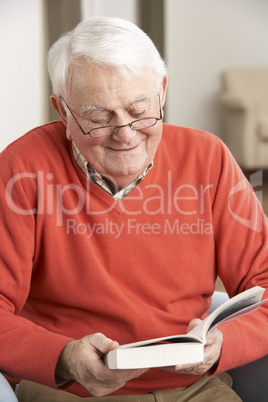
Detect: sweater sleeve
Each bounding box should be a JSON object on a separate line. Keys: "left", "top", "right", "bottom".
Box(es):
{"left": 0, "top": 148, "right": 73, "bottom": 388}
{"left": 211, "top": 141, "right": 268, "bottom": 373}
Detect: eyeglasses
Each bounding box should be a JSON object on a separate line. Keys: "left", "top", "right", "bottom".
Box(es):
{"left": 61, "top": 94, "right": 163, "bottom": 138}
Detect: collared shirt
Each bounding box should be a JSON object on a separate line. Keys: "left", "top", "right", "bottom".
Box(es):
{"left": 72, "top": 142, "right": 153, "bottom": 200}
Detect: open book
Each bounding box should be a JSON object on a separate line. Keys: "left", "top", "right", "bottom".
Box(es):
{"left": 105, "top": 286, "right": 267, "bottom": 369}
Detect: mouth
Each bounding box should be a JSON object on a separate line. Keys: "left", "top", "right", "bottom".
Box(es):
{"left": 108, "top": 143, "right": 140, "bottom": 152}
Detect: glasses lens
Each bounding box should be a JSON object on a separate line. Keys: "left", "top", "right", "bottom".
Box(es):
{"left": 89, "top": 117, "right": 158, "bottom": 137}
{"left": 131, "top": 118, "right": 157, "bottom": 130}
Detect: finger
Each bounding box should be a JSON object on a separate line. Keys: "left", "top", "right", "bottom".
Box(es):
{"left": 183, "top": 365, "right": 202, "bottom": 375}
{"left": 86, "top": 336, "right": 149, "bottom": 381}
{"left": 169, "top": 363, "right": 205, "bottom": 376}
{"left": 83, "top": 341, "right": 148, "bottom": 382}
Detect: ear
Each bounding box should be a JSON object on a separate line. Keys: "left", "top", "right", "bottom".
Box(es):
{"left": 160, "top": 75, "right": 168, "bottom": 108}
{"left": 50, "top": 95, "right": 68, "bottom": 126}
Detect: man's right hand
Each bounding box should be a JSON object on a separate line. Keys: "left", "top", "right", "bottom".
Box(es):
{"left": 55, "top": 333, "right": 148, "bottom": 397}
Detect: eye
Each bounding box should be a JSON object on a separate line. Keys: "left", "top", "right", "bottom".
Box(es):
{"left": 129, "top": 99, "right": 152, "bottom": 119}
{"left": 84, "top": 113, "right": 113, "bottom": 126}
{"left": 129, "top": 108, "right": 149, "bottom": 119}
{"left": 88, "top": 118, "right": 111, "bottom": 125}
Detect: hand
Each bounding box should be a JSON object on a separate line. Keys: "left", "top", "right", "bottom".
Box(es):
{"left": 161, "top": 318, "right": 223, "bottom": 376}
{"left": 55, "top": 333, "right": 148, "bottom": 397}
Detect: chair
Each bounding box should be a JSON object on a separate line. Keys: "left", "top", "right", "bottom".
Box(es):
{"left": 0, "top": 373, "right": 18, "bottom": 401}
{"left": 220, "top": 67, "right": 268, "bottom": 169}
{"left": 211, "top": 291, "right": 268, "bottom": 401}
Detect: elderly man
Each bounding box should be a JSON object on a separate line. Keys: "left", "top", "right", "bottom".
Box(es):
{"left": 0, "top": 17, "right": 267, "bottom": 401}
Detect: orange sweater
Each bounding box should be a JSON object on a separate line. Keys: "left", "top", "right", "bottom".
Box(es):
{"left": 0, "top": 121, "right": 268, "bottom": 397}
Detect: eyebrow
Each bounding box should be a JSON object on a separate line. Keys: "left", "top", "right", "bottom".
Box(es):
{"left": 80, "top": 95, "right": 152, "bottom": 115}
{"left": 81, "top": 105, "right": 106, "bottom": 114}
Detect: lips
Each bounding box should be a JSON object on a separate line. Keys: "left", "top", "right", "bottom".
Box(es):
{"left": 108, "top": 143, "right": 140, "bottom": 152}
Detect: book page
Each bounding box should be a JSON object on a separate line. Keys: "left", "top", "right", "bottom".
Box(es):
{"left": 188, "top": 286, "right": 266, "bottom": 342}
{"left": 207, "top": 298, "right": 268, "bottom": 330}
{"left": 113, "top": 287, "right": 266, "bottom": 351}
{"left": 118, "top": 333, "right": 203, "bottom": 350}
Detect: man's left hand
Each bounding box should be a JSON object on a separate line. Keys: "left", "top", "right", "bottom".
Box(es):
{"left": 161, "top": 318, "right": 223, "bottom": 375}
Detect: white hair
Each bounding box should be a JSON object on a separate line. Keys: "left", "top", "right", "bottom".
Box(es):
{"left": 48, "top": 16, "right": 167, "bottom": 98}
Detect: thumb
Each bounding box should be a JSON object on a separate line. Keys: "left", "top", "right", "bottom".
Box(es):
{"left": 187, "top": 318, "right": 202, "bottom": 333}
{"left": 89, "top": 333, "right": 120, "bottom": 355}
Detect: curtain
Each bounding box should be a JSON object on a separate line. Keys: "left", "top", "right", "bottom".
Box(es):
{"left": 44, "top": 0, "right": 81, "bottom": 121}
{"left": 137, "top": 0, "right": 164, "bottom": 60}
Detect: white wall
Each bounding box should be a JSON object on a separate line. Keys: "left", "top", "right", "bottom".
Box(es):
{"left": 5, "top": 0, "right": 265, "bottom": 151}
{"left": 81, "top": 0, "right": 137, "bottom": 21}
{"left": 0, "top": 0, "right": 137, "bottom": 153}
{"left": 165, "top": 0, "right": 268, "bottom": 138}
{"left": 0, "top": 0, "right": 45, "bottom": 151}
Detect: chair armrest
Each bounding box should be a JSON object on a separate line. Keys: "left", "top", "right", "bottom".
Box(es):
{"left": 210, "top": 291, "right": 268, "bottom": 401}
{"left": 258, "top": 115, "right": 268, "bottom": 140}
{"left": 0, "top": 374, "right": 18, "bottom": 401}
{"left": 228, "top": 355, "right": 268, "bottom": 401}
{"left": 220, "top": 92, "right": 252, "bottom": 112}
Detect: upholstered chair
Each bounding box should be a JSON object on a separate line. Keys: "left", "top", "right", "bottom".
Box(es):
{"left": 221, "top": 67, "right": 268, "bottom": 169}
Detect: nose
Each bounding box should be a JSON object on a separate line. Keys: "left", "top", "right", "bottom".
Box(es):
{"left": 112, "top": 122, "right": 136, "bottom": 142}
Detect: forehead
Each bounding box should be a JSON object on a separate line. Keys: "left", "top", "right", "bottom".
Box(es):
{"left": 67, "top": 63, "right": 158, "bottom": 108}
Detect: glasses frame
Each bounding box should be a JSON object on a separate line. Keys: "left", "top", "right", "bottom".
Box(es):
{"left": 61, "top": 94, "right": 163, "bottom": 138}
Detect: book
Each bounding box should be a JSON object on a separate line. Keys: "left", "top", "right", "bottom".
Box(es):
{"left": 104, "top": 286, "right": 267, "bottom": 369}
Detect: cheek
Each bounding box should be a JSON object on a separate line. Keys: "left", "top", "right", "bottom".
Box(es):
{"left": 147, "top": 128, "right": 162, "bottom": 149}
{"left": 75, "top": 137, "right": 107, "bottom": 164}
{"left": 65, "top": 121, "right": 104, "bottom": 148}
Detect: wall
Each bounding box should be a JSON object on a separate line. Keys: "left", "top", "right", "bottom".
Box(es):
{"left": 0, "top": 0, "right": 137, "bottom": 152}
{"left": 0, "top": 0, "right": 45, "bottom": 151}
{"left": 165, "top": 0, "right": 268, "bottom": 138}
{"left": 3, "top": 0, "right": 266, "bottom": 151}
{"left": 81, "top": 0, "right": 137, "bottom": 21}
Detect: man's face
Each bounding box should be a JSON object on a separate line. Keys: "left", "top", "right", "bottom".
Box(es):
{"left": 62, "top": 64, "right": 167, "bottom": 188}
